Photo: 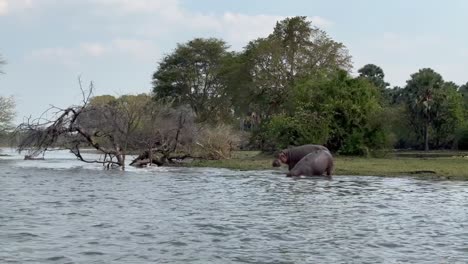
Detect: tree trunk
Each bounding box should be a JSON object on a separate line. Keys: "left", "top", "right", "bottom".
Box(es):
{"left": 116, "top": 152, "right": 125, "bottom": 170}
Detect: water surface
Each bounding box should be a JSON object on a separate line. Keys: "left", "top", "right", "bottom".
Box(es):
{"left": 1, "top": 148, "right": 467, "bottom": 263}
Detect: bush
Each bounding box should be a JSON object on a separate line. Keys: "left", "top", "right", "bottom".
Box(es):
{"left": 195, "top": 124, "right": 242, "bottom": 160}
{"left": 253, "top": 113, "right": 329, "bottom": 151}
{"left": 340, "top": 131, "right": 369, "bottom": 156}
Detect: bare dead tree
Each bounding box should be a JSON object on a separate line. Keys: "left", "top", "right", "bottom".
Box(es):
{"left": 16, "top": 79, "right": 125, "bottom": 169}
{"left": 129, "top": 103, "right": 200, "bottom": 167}
{"left": 16, "top": 79, "right": 202, "bottom": 170}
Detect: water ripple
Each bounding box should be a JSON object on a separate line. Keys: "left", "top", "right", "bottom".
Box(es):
{"left": 1, "top": 149, "right": 468, "bottom": 263}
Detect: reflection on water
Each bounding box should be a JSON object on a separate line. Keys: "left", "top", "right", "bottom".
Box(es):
{"left": 1, "top": 148, "right": 468, "bottom": 263}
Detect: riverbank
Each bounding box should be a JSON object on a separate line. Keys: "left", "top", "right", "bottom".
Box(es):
{"left": 190, "top": 151, "right": 468, "bottom": 180}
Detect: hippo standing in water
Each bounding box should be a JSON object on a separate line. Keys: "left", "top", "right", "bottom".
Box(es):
{"left": 286, "top": 150, "right": 334, "bottom": 177}
{"left": 272, "top": 144, "right": 329, "bottom": 170}
{"left": 272, "top": 144, "right": 334, "bottom": 177}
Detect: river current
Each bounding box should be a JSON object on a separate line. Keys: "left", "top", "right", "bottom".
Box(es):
{"left": 1, "top": 148, "right": 467, "bottom": 263}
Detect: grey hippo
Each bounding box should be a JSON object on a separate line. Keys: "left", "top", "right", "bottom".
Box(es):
{"left": 286, "top": 150, "right": 334, "bottom": 177}
{"left": 272, "top": 144, "right": 334, "bottom": 177}
{"left": 272, "top": 144, "right": 330, "bottom": 170}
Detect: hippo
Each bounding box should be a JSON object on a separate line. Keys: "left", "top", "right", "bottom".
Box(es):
{"left": 272, "top": 159, "right": 282, "bottom": 167}
{"left": 286, "top": 149, "right": 334, "bottom": 177}
{"left": 272, "top": 144, "right": 330, "bottom": 171}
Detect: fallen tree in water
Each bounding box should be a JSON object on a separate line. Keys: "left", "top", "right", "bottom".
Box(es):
{"left": 15, "top": 79, "right": 244, "bottom": 170}
{"left": 16, "top": 80, "right": 126, "bottom": 168}
{"left": 15, "top": 79, "right": 201, "bottom": 170}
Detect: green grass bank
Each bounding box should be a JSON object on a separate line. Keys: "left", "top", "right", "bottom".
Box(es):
{"left": 190, "top": 151, "right": 468, "bottom": 180}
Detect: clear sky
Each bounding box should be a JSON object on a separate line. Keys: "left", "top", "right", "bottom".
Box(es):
{"left": 1, "top": 0, "right": 467, "bottom": 124}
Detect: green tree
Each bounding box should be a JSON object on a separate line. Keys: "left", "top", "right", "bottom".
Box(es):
{"left": 218, "top": 52, "right": 253, "bottom": 118}
{"left": 258, "top": 70, "right": 389, "bottom": 155}
{"left": 358, "top": 64, "right": 389, "bottom": 89}
{"left": 358, "top": 64, "right": 391, "bottom": 103}
{"left": 297, "top": 71, "right": 387, "bottom": 154}
{"left": 386, "top": 86, "right": 406, "bottom": 105}
{"left": 403, "top": 68, "right": 463, "bottom": 150}
{"left": 459, "top": 82, "right": 468, "bottom": 95}
{"left": 459, "top": 82, "right": 468, "bottom": 116}
{"left": 152, "top": 38, "right": 233, "bottom": 123}
{"left": 242, "top": 16, "right": 352, "bottom": 118}
{"left": 431, "top": 82, "right": 464, "bottom": 148}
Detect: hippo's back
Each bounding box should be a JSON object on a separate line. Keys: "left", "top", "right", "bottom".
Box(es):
{"left": 290, "top": 150, "right": 333, "bottom": 177}
{"left": 286, "top": 144, "right": 329, "bottom": 170}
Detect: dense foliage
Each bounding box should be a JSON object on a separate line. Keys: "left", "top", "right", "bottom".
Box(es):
{"left": 149, "top": 16, "right": 468, "bottom": 154}
{"left": 255, "top": 70, "right": 390, "bottom": 155}
{"left": 152, "top": 38, "right": 235, "bottom": 123}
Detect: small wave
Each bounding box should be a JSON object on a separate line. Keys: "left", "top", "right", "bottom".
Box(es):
{"left": 377, "top": 242, "right": 404, "bottom": 248}
{"left": 92, "top": 223, "right": 114, "bottom": 228}
{"left": 45, "top": 256, "right": 69, "bottom": 261}
{"left": 158, "top": 241, "right": 188, "bottom": 247}
{"left": 9, "top": 232, "right": 39, "bottom": 238}
{"left": 129, "top": 231, "right": 155, "bottom": 238}
{"left": 80, "top": 251, "right": 105, "bottom": 256}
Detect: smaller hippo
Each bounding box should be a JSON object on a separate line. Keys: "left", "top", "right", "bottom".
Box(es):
{"left": 272, "top": 159, "right": 282, "bottom": 167}
{"left": 286, "top": 150, "right": 334, "bottom": 177}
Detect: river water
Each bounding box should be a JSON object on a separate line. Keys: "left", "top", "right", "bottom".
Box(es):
{"left": 1, "top": 148, "right": 467, "bottom": 263}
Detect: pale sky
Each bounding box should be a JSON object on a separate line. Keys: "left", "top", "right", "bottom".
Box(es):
{"left": 1, "top": 0, "right": 468, "bottom": 123}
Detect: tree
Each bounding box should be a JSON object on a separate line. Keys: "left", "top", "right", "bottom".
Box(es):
{"left": 242, "top": 16, "right": 352, "bottom": 118}
{"left": 16, "top": 82, "right": 126, "bottom": 168}
{"left": 386, "top": 86, "right": 406, "bottom": 105}
{"left": 89, "top": 95, "right": 116, "bottom": 106}
{"left": 257, "top": 70, "right": 389, "bottom": 155}
{"left": 298, "top": 70, "right": 387, "bottom": 154}
{"left": 403, "top": 68, "right": 445, "bottom": 151}
{"left": 459, "top": 82, "right": 468, "bottom": 95}
{"left": 358, "top": 64, "right": 390, "bottom": 103}
{"left": 0, "top": 96, "right": 15, "bottom": 132}
{"left": 459, "top": 82, "right": 468, "bottom": 116}
{"left": 78, "top": 94, "right": 154, "bottom": 168}
{"left": 431, "top": 82, "right": 464, "bottom": 148}
{"left": 129, "top": 99, "right": 198, "bottom": 167}
{"left": 16, "top": 79, "right": 201, "bottom": 169}
{"left": 358, "top": 64, "right": 389, "bottom": 89}
{"left": 152, "top": 38, "right": 233, "bottom": 123}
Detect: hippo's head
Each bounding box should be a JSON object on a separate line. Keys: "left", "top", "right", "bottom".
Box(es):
{"left": 278, "top": 151, "right": 288, "bottom": 164}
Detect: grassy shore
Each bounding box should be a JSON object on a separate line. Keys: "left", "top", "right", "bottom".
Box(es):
{"left": 190, "top": 151, "right": 468, "bottom": 180}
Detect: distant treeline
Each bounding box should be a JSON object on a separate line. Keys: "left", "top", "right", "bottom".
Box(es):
{"left": 4, "top": 16, "right": 468, "bottom": 160}
{"left": 149, "top": 16, "right": 468, "bottom": 154}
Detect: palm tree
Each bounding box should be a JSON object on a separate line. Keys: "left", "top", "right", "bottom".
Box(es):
{"left": 405, "top": 68, "right": 443, "bottom": 151}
